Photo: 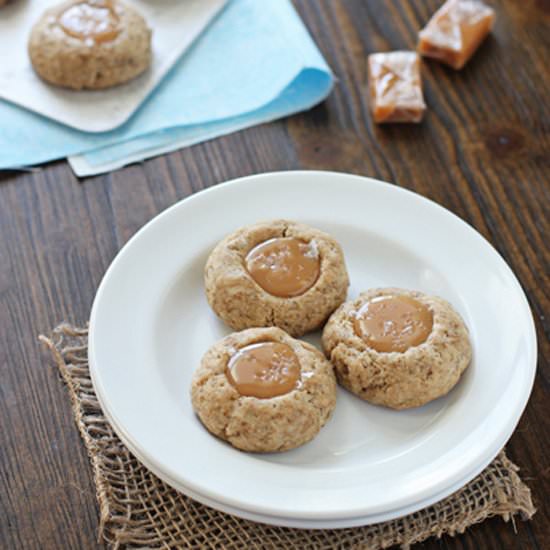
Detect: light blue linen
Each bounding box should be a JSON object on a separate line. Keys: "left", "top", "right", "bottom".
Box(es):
{"left": 0, "top": 0, "right": 333, "bottom": 171}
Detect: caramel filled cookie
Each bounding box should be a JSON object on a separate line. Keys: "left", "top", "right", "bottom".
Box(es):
{"left": 322, "top": 288, "right": 471, "bottom": 410}
{"left": 191, "top": 327, "right": 337, "bottom": 452}
{"left": 204, "top": 220, "right": 349, "bottom": 337}
{"left": 28, "top": 0, "right": 152, "bottom": 90}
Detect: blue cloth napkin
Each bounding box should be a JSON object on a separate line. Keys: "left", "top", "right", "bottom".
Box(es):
{"left": 0, "top": 0, "right": 333, "bottom": 175}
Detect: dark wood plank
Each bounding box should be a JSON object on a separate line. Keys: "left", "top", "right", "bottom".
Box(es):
{"left": 1, "top": 0, "right": 548, "bottom": 548}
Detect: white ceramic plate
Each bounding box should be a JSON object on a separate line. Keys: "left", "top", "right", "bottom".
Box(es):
{"left": 89, "top": 171, "right": 536, "bottom": 528}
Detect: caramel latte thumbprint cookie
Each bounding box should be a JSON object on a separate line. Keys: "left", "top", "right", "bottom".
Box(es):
{"left": 28, "top": 0, "right": 152, "bottom": 90}
{"left": 191, "top": 328, "right": 337, "bottom": 452}
{"left": 204, "top": 220, "right": 349, "bottom": 337}
{"left": 322, "top": 288, "right": 472, "bottom": 410}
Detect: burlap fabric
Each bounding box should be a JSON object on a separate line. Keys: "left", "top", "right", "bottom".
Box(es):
{"left": 40, "top": 324, "right": 535, "bottom": 549}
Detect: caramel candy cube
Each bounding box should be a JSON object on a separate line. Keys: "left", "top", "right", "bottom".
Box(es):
{"left": 418, "top": 0, "right": 495, "bottom": 70}
{"left": 368, "top": 51, "right": 426, "bottom": 124}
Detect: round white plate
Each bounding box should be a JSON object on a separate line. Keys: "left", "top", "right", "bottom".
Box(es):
{"left": 89, "top": 171, "right": 536, "bottom": 528}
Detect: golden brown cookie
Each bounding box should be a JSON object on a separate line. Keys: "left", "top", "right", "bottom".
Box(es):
{"left": 191, "top": 327, "right": 337, "bottom": 452}
{"left": 322, "top": 288, "right": 471, "bottom": 410}
{"left": 28, "top": 0, "right": 152, "bottom": 90}
{"left": 204, "top": 220, "right": 349, "bottom": 337}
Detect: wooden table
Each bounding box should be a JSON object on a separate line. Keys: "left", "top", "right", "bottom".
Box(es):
{"left": 1, "top": 1, "right": 548, "bottom": 548}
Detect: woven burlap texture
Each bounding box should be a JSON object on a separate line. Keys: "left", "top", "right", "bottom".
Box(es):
{"left": 41, "top": 324, "right": 535, "bottom": 550}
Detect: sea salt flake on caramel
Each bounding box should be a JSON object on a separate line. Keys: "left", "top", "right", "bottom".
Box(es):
{"left": 418, "top": 0, "right": 495, "bottom": 70}
{"left": 58, "top": 0, "right": 121, "bottom": 44}
{"left": 245, "top": 237, "right": 320, "bottom": 298}
{"left": 226, "top": 342, "right": 300, "bottom": 398}
{"left": 354, "top": 295, "right": 433, "bottom": 353}
{"left": 368, "top": 51, "right": 426, "bottom": 124}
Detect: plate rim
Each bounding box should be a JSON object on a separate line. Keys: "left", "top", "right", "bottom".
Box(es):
{"left": 94, "top": 381, "right": 503, "bottom": 529}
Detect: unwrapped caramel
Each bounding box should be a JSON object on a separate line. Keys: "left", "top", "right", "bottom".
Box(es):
{"left": 418, "top": 0, "right": 495, "bottom": 70}
{"left": 368, "top": 51, "right": 426, "bottom": 124}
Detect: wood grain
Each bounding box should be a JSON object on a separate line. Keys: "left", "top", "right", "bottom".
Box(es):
{"left": 1, "top": 1, "right": 548, "bottom": 548}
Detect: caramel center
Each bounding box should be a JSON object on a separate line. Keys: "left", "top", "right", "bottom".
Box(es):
{"left": 226, "top": 342, "right": 300, "bottom": 398}
{"left": 245, "top": 237, "right": 320, "bottom": 298}
{"left": 354, "top": 295, "right": 433, "bottom": 353}
{"left": 58, "top": 0, "right": 121, "bottom": 43}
